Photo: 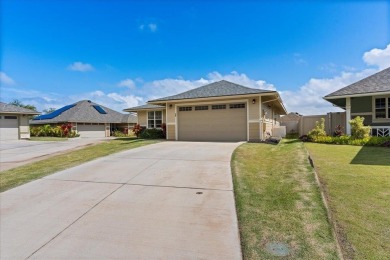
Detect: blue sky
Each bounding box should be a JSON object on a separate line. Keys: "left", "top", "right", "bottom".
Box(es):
{"left": 1, "top": 0, "right": 389, "bottom": 114}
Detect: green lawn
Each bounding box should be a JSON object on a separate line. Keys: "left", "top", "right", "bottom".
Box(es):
{"left": 232, "top": 140, "right": 338, "bottom": 259}
{"left": 305, "top": 143, "right": 390, "bottom": 260}
{"left": 0, "top": 138, "right": 159, "bottom": 192}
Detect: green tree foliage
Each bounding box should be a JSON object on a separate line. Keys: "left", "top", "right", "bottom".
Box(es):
{"left": 43, "top": 107, "right": 56, "bottom": 114}
{"left": 308, "top": 118, "right": 327, "bottom": 139}
{"left": 9, "top": 99, "right": 37, "bottom": 111}
{"left": 349, "top": 116, "right": 371, "bottom": 139}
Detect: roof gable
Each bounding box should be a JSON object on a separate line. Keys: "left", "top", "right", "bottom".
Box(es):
{"left": 325, "top": 67, "right": 390, "bottom": 98}
{"left": 149, "top": 80, "right": 274, "bottom": 102}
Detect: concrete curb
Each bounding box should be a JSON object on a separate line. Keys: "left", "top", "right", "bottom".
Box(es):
{"left": 308, "top": 153, "right": 345, "bottom": 260}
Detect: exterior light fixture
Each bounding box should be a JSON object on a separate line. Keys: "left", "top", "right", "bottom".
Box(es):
{"left": 169, "top": 104, "right": 173, "bottom": 108}
{"left": 252, "top": 99, "right": 256, "bottom": 104}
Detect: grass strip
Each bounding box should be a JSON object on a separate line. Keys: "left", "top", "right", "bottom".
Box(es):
{"left": 0, "top": 138, "right": 159, "bottom": 192}
{"left": 305, "top": 143, "right": 390, "bottom": 259}
{"left": 232, "top": 139, "right": 338, "bottom": 259}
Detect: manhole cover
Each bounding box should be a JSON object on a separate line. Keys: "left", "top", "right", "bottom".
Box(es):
{"left": 265, "top": 242, "right": 290, "bottom": 256}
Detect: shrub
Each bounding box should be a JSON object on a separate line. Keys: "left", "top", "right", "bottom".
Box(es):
{"left": 349, "top": 116, "right": 370, "bottom": 139}
{"left": 132, "top": 124, "right": 143, "bottom": 138}
{"left": 113, "top": 130, "right": 127, "bottom": 137}
{"left": 139, "top": 128, "right": 165, "bottom": 139}
{"left": 30, "top": 124, "right": 78, "bottom": 138}
{"left": 308, "top": 118, "right": 326, "bottom": 139}
{"left": 334, "top": 125, "right": 344, "bottom": 137}
{"left": 309, "top": 135, "right": 390, "bottom": 146}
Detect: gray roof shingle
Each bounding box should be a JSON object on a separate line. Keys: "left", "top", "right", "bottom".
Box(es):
{"left": 325, "top": 67, "right": 390, "bottom": 98}
{"left": 0, "top": 102, "right": 40, "bottom": 114}
{"left": 149, "top": 80, "right": 275, "bottom": 102}
{"left": 31, "top": 100, "right": 135, "bottom": 124}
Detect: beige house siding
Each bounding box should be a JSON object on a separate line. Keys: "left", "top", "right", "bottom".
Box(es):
{"left": 166, "top": 104, "right": 175, "bottom": 124}
{"left": 248, "top": 122, "right": 260, "bottom": 141}
{"left": 19, "top": 115, "right": 31, "bottom": 139}
{"left": 248, "top": 96, "right": 260, "bottom": 121}
{"left": 167, "top": 124, "right": 175, "bottom": 140}
{"left": 137, "top": 111, "right": 147, "bottom": 126}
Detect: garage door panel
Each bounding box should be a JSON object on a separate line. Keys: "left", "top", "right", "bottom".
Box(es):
{"left": 77, "top": 124, "right": 106, "bottom": 138}
{"left": 0, "top": 117, "right": 19, "bottom": 141}
{"left": 178, "top": 105, "right": 246, "bottom": 142}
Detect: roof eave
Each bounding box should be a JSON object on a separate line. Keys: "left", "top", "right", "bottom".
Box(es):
{"left": 0, "top": 111, "right": 41, "bottom": 115}
{"left": 324, "top": 90, "right": 390, "bottom": 100}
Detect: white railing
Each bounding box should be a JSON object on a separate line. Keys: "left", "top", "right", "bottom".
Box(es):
{"left": 370, "top": 126, "right": 390, "bottom": 137}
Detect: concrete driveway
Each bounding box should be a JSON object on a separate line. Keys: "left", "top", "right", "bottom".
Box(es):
{"left": 0, "top": 138, "right": 111, "bottom": 171}
{"left": 0, "top": 141, "right": 242, "bottom": 259}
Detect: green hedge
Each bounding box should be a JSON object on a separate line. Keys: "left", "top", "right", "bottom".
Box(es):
{"left": 310, "top": 135, "right": 390, "bottom": 146}
{"left": 139, "top": 128, "right": 165, "bottom": 139}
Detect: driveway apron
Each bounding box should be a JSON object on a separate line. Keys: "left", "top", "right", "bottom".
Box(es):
{"left": 0, "top": 141, "right": 242, "bottom": 259}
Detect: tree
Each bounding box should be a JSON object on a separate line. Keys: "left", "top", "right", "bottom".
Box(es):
{"left": 43, "top": 107, "right": 56, "bottom": 114}
{"left": 9, "top": 99, "right": 37, "bottom": 111}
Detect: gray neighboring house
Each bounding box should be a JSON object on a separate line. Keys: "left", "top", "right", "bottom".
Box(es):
{"left": 324, "top": 67, "right": 390, "bottom": 136}
{"left": 31, "top": 100, "right": 137, "bottom": 138}
{"left": 0, "top": 102, "right": 41, "bottom": 141}
{"left": 125, "top": 80, "right": 287, "bottom": 141}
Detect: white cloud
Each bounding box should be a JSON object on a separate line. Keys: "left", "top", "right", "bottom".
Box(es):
{"left": 293, "top": 53, "right": 307, "bottom": 65}
{"left": 280, "top": 69, "right": 377, "bottom": 115}
{"left": 139, "top": 71, "right": 276, "bottom": 101}
{"left": 139, "top": 23, "right": 157, "bottom": 32}
{"left": 118, "top": 79, "right": 136, "bottom": 89}
{"left": 0, "top": 72, "right": 15, "bottom": 85}
{"left": 148, "top": 23, "right": 157, "bottom": 32}
{"left": 363, "top": 44, "right": 390, "bottom": 70}
{"left": 67, "top": 62, "right": 94, "bottom": 72}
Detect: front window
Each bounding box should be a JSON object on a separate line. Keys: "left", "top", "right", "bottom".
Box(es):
{"left": 375, "top": 97, "right": 389, "bottom": 119}
{"left": 148, "top": 111, "right": 162, "bottom": 128}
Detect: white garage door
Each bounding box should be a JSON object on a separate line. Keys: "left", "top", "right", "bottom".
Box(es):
{"left": 77, "top": 124, "right": 106, "bottom": 138}
{"left": 0, "top": 115, "right": 19, "bottom": 141}
{"left": 178, "top": 103, "right": 247, "bottom": 141}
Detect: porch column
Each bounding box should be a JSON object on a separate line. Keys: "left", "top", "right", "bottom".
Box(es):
{"left": 346, "top": 97, "right": 351, "bottom": 135}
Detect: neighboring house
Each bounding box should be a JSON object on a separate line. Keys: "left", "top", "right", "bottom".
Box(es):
{"left": 31, "top": 100, "right": 137, "bottom": 138}
{"left": 124, "top": 80, "right": 287, "bottom": 141}
{"left": 324, "top": 67, "right": 390, "bottom": 137}
{"left": 280, "top": 112, "right": 301, "bottom": 134}
{"left": 0, "top": 102, "right": 41, "bottom": 141}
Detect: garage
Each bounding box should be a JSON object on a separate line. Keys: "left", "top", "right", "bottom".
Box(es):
{"left": 77, "top": 124, "right": 106, "bottom": 138}
{"left": 178, "top": 103, "right": 247, "bottom": 141}
{"left": 0, "top": 115, "right": 19, "bottom": 141}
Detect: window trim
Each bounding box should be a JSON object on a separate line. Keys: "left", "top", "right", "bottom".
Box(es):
{"left": 211, "top": 104, "right": 226, "bottom": 110}
{"left": 4, "top": 115, "right": 18, "bottom": 119}
{"left": 147, "top": 110, "right": 163, "bottom": 129}
{"left": 372, "top": 95, "right": 390, "bottom": 123}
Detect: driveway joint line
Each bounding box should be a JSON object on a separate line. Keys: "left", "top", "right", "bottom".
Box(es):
{"left": 42, "top": 178, "right": 233, "bottom": 192}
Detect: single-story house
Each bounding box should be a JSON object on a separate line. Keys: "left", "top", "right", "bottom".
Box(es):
{"left": 0, "top": 102, "right": 41, "bottom": 141}
{"left": 31, "top": 100, "right": 137, "bottom": 138}
{"left": 124, "top": 80, "right": 287, "bottom": 142}
{"left": 324, "top": 67, "right": 390, "bottom": 137}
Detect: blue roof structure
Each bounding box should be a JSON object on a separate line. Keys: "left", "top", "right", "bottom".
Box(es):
{"left": 33, "top": 104, "right": 75, "bottom": 120}
{"left": 93, "top": 105, "right": 107, "bottom": 114}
